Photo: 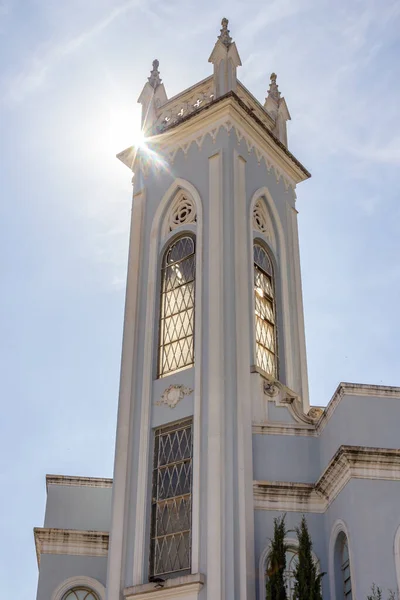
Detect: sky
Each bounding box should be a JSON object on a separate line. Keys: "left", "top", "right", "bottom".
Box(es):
{"left": 0, "top": 0, "right": 399, "bottom": 597}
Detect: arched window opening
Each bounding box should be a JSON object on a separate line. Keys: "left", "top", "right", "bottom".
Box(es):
{"left": 341, "top": 536, "right": 352, "bottom": 599}
{"left": 62, "top": 589, "right": 98, "bottom": 600}
{"left": 253, "top": 243, "right": 277, "bottom": 377}
{"left": 158, "top": 236, "right": 195, "bottom": 377}
{"left": 265, "top": 548, "right": 298, "bottom": 599}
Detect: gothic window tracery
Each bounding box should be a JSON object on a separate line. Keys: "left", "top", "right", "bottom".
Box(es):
{"left": 165, "top": 191, "right": 197, "bottom": 234}
{"left": 149, "top": 418, "right": 193, "bottom": 579}
{"left": 253, "top": 199, "right": 269, "bottom": 234}
{"left": 158, "top": 235, "right": 195, "bottom": 377}
{"left": 253, "top": 243, "right": 277, "bottom": 377}
{"left": 62, "top": 589, "right": 98, "bottom": 600}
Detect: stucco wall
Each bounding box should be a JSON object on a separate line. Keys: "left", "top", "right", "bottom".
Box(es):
{"left": 36, "top": 555, "right": 107, "bottom": 600}
{"left": 45, "top": 484, "right": 112, "bottom": 531}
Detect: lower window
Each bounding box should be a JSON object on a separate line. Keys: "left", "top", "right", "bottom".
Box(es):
{"left": 149, "top": 418, "right": 193, "bottom": 579}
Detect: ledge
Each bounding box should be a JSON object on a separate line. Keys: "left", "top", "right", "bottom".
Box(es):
{"left": 252, "top": 381, "right": 400, "bottom": 437}
{"left": 254, "top": 445, "right": 400, "bottom": 513}
{"left": 34, "top": 528, "right": 109, "bottom": 566}
{"left": 124, "top": 573, "right": 205, "bottom": 600}
{"left": 46, "top": 474, "right": 113, "bottom": 492}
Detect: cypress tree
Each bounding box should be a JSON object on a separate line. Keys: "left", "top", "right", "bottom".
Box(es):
{"left": 266, "top": 514, "right": 288, "bottom": 600}
{"left": 293, "top": 516, "right": 324, "bottom": 600}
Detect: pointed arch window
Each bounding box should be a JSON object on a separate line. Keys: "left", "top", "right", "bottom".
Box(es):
{"left": 158, "top": 236, "right": 195, "bottom": 377}
{"left": 253, "top": 243, "right": 277, "bottom": 377}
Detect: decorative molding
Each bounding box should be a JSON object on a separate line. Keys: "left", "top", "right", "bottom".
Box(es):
{"left": 46, "top": 475, "right": 112, "bottom": 492}
{"left": 161, "top": 189, "right": 197, "bottom": 238}
{"left": 316, "top": 382, "right": 400, "bottom": 434}
{"left": 252, "top": 423, "right": 317, "bottom": 437}
{"left": 161, "top": 118, "right": 297, "bottom": 191}
{"left": 253, "top": 199, "right": 270, "bottom": 236}
{"left": 260, "top": 376, "right": 318, "bottom": 426}
{"left": 254, "top": 445, "right": 400, "bottom": 513}
{"left": 156, "top": 384, "right": 193, "bottom": 409}
{"left": 51, "top": 576, "right": 106, "bottom": 600}
{"left": 124, "top": 573, "right": 205, "bottom": 600}
{"left": 34, "top": 528, "right": 109, "bottom": 566}
{"left": 252, "top": 381, "right": 400, "bottom": 437}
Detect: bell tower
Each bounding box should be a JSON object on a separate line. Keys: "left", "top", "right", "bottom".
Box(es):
{"left": 106, "top": 18, "right": 311, "bottom": 600}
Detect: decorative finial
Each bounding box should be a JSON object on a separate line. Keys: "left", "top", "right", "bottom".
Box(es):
{"left": 218, "top": 17, "right": 232, "bottom": 47}
{"left": 148, "top": 59, "right": 162, "bottom": 89}
{"left": 267, "top": 72, "right": 281, "bottom": 102}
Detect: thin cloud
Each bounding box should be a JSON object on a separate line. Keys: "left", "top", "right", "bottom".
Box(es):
{"left": 4, "top": 0, "right": 143, "bottom": 104}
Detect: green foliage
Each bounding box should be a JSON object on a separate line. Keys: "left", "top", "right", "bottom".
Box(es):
{"left": 367, "top": 584, "right": 399, "bottom": 600}
{"left": 266, "top": 514, "right": 288, "bottom": 600}
{"left": 292, "top": 516, "right": 325, "bottom": 600}
{"left": 367, "top": 584, "right": 383, "bottom": 600}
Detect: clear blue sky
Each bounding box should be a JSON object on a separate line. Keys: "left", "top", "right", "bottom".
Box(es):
{"left": 1, "top": 1, "right": 399, "bottom": 597}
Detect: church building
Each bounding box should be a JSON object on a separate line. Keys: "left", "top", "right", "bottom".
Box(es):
{"left": 34, "top": 19, "right": 400, "bottom": 600}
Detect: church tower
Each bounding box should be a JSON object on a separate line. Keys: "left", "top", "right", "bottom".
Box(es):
{"left": 33, "top": 18, "right": 400, "bottom": 600}
{"left": 107, "top": 18, "right": 311, "bottom": 600}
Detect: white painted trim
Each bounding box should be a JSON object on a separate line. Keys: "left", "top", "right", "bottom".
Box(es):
{"left": 394, "top": 524, "right": 400, "bottom": 591}
{"left": 124, "top": 573, "right": 204, "bottom": 600}
{"left": 46, "top": 475, "right": 112, "bottom": 491}
{"left": 316, "top": 382, "right": 400, "bottom": 434}
{"left": 259, "top": 537, "right": 320, "bottom": 600}
{"left": 249, "top": 188, "right": 294, "bottom": 392}
{"left": 154, "top": 98, "right": 309, "bottom": 186}
{"left": 207, "top": 150, "right": 224, "bottom": 599}
{"left": 132, "top": 178, "right": 203, "bottom": 584}
{"left": 252, "top": 382, "right": 400, "bottom": 437}
{"left": 34, "top": 528, "right": 109, "bottom": 566}
{"left": 254, "top": 446, "right": 400, "bottom": 513}
{"left": 51, "top": 576, "right": 106, "bottom": 600}
{"left": 329, "top": 519, "right": 357, "bottom": 600}
{"left": 234, "top": 150, "right": 255, "bottom": 600}
{"left": 107, "top": 188, "right": 145, "bottom": 600}
{"left": 288, "top": 204, "right": 310, "bottom": 411}
{"left": 252, "top": 423, "right": 317, "bottom": 436}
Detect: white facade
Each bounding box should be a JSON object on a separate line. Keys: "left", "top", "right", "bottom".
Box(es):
{"left": 34, "top": 19, "right": 400, "bottom": 600}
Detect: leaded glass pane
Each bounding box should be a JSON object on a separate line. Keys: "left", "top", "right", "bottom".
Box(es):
{"left": 150, "top": 419, "right": 193, "bottom": 579}
{"left": 159, "top": 236, "right": 195, "bottom": 377}
{"left": 63, "top": 589, "right": 98, "bottom": 600}
{"left": 254, "top": 244, "right": 277, "bottom": 377}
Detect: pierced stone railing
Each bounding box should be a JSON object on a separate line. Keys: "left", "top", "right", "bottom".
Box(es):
{"left": 154, "top": 76, "right": 215, "bottom": 133}
{"left": 236, "top": 82, "right": 275, "bottom": 132}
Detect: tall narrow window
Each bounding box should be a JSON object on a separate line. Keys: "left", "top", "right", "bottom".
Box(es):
{"left": 341, "top": 537, "right": 352, "bottom": 599}
{"left": 158, "top": 236, "right": 195, "bottom": 377}
{"left": 254, "top": 243, "right": 277, "bottom": 377}
{"left": 150, "top": 419, "right": 193, "bottom": 579}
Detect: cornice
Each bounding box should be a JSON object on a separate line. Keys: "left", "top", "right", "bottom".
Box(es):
{"left": 124, "top": 573, "right": 205, "bottom": 599}
{"left": 252, "top": 423, "right": 317, "bottom": 437}
{"left": 118, "top": 94, "right": 310, "bottom": 190}
{"left": 316, "top": 382, "right": 400, "bottom": 434}
{"left": 46, "top": 474, "right": 113, "bottom": 492}
{"left": 254, "top": 445, "right": 400, "bottom": 513}
{"left": 154, "top": 94, "right": 309, "bottom": 187}
{"left": 34, "top": 528, "right": 109, "bottom": 566}
{"left": 253, "top": 382, "right": 400, "bottom": 437}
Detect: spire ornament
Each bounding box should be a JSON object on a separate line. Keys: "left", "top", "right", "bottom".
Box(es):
{"left": 267, "top": 72, "right": 281, "bottom": 102}
{"left": 148, "top": 59, "right": 162, "bottom": 89}
{"left": 218, "top": 18, "right": 232, "bottom": 47}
